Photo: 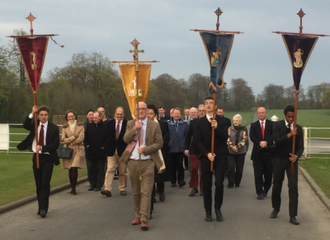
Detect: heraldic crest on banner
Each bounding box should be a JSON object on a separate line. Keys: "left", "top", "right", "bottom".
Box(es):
{"left": 200, "top": 32, "right": 234, "bottom": 93}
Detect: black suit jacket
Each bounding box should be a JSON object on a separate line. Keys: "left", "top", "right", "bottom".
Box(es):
{"left": 250, "top": 119, "right": 274, "bottom": 160}
{"left": 160, "top": 114, "right": 170, "bottom": 121}
{"left": 195, "top": 115, "right": 230, "bottom": 160}
{"left": 17, "top": 116, "right": 60, "bottom": 165}
{"left": 106, "top": 119, "right": 127, "bottom": 157}
{"left": 184, "top": 118, "right": 199, "bottom": 155}
{"left": 272, "top": 120, "right": 304, "bottom": 159}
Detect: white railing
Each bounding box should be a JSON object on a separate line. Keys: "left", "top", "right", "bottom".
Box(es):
{"left": 303, "top": 127, "right": 330, "bottom": 159}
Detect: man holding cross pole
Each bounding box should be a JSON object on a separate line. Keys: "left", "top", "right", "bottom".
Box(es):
{"left": 121, "top": 101, "right": 163, "bottom": 231}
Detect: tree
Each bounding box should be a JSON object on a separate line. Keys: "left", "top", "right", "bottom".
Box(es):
{"left": 230, "top": 78, "right": 255, "bottom": 111}
{"left": 186, "top": 73, "right": 210, "bottom": 107}
{"left": 260, "top": 84, "right": 284, "bottom": 109}
{"left": 306, "top": 83, "right": 330, "bottom": 109}
{"left": 321, "top": 87, "right": 330, "bottom": 109}
{"left": 150, "top": 74, "right": 187, "bottom": 110}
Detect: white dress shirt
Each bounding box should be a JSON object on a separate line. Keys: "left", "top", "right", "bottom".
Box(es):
{"left": 130, "top": 118, "right": 151, "bottom": 160}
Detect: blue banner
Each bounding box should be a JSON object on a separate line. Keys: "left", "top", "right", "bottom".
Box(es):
{"left": 200, "top": 32, "right": 234, "bottom": 93}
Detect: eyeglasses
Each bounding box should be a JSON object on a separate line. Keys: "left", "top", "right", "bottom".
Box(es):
{"left": 135, "top": 108, "right": 147, "bottom": 110}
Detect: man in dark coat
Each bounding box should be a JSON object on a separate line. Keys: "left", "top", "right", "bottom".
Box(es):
{"left": 17, "top": 105, "right": 60, "bottom": 218}
{"left": 195, "top": 97, "right": 230, "bottom": 222}
{"left": 84, "top": 111, "right": 107, "bottom": 191}
{"left": 101, "top": 107, "right": 128, "bottom": 197}
{"left": 270, "top": 105, "right": 304, "bottom": 225}
{"left": 250, "top": 107, "right": 274, "bottom": 200}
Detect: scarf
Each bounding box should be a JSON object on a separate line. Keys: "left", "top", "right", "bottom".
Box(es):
{"left": 233, "top": 125, "right": 244, "bottom": 145}
{"left": 68, "top": 120, "right": 77, "bottom": 133}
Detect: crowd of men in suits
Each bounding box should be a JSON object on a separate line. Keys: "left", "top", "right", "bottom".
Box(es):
{"left": 18, "top": 100, "right": 303, "bottom": 229}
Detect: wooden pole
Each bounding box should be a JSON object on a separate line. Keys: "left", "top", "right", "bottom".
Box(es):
{"left": 33, "top": 92, "right": 39, "bottom": 169}
{"left": 210, "top": 92, "right": 216, "bottom": 171}
{"left": 291, "top": 91, "right": 299, "bottom": 173}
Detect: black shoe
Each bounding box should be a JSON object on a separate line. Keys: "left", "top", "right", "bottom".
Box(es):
{"left": 205, "top": 212, "right": 212, "bottom": 222}
{"left": 257, "top": 193, "right": 264, "bottom": 200}
{"left": 290, "top": 217, "right": 299, "bottom": 225}
{"left": 227, "top": 184, "right": 234, "bottom": 188}
{"left": 159, "top": 192, "right": 165, "bottom": 202}
{"left": 40, "top": 210, "right": 46, "bottom": 218}
{"left": 215, "top": 209, "right": 223, "bottom": 222}
{"left": 189, "top": 188, "right": 198, "bottom": 197}
{"left": 263, "top": 192, "right": 267, "bottom": 198}
{"left": 179, "top": 181, "right": 186, "bottom": 188}
{"left": 171, "top": 183, "right": 177, "bottom": 187}
{"left": 94, "top": 187, "right": 101, "bottom": 191}
{"left": 270, "top": 209, "right": 279, "bottom": 218}
{"left": 200, "top": 189, "right": 203, "bottom": 196}
{"left": 88, "top": 186, "right": 95, "bottom": 191}
{"left": 235, "top": 184, "right": 240, "bottom": 187}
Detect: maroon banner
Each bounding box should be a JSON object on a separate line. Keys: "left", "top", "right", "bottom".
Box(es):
{"left": 282, "top": 34, "right": 318, "bottom": 91}
{"left": 16, "top": 37, "right": 49, "bottom": 92}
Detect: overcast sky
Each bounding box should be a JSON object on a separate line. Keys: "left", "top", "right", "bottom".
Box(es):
{"left": 1, "top": 0, "right": 329, "bottom": 95}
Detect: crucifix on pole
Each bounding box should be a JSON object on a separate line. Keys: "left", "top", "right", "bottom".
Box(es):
{"left": 129, "top": 39, "right": 145, "bottom": 180}
{"left": 26, "top": 13, "right": 36, "bottom": 35}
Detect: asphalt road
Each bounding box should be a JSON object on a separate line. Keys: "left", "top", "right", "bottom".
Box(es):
{"left": 1, "top": 150, "right": 330, "bottom": 240}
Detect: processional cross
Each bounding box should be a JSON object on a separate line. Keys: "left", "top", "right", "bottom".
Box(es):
{"left": 26, "top": 13, "right": 36, "bottom": 35}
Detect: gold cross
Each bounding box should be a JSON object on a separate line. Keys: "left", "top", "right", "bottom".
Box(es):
{"left": 214, "top": 7, "right": 223, "bottom": 30}
{"left": 297, "top": 8, "right": 305, "bottom": 34}
{"left": 26, "top": 13, "right": 36, "bottom": 35}
{"left": 129, "top": 39, "right": 144, "bottom": 69}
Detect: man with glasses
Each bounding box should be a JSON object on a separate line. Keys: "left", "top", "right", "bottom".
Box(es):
{"left": 121, "top": 102, "right": 163, "bottom": 231}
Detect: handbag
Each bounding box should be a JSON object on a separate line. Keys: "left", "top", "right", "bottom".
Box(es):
{"left": 57, "top": 145, "right": 73, "bottom": 159}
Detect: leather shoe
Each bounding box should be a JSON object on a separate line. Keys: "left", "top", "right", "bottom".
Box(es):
{"left": 189, "top": 188, "right": 198, "bottom": 197}
{"left": 205, "top": 212, "right": 212, "bottom": 222}
{"left": 159, "top": 192, "right": 165, "bottom": 202}
{"left": 94, "top": 187, "right": 101, "bottom": 191}
{"left": 215, "top": 209, "right": 223, "bottom": 222}
{"left": 120, "top": 191, "right": 127, "bottom": 196}
{"left": 263, "top": 192, "right": 267, "bottom": 198}
{"left": 88, "top": 186, "right": 95, "bottom": 191}
{"left": 40, "top": 210, "right": 46, "bottom": 218}
{"left": 131, "top": 217, "right": 140, "bottom": 225}
{"left": 257, "top": 193, "right": 264, "bottom": 200}
{"left": 101, "top": 190, "right": 112, "bottom": 197}
{"left": 270, "top": 209, "right": 279, "bottom": 218}
{"left": 227, "top": 184, "right": 234, "bottom": 188}
{"left": 290, "top": 216, "right": 299, "bottom": 225}
{"left": 141, "top": 220, "right": 149, "bottom": 230}
{"left": 171, "top": 183, "right": 177, "bottom": 187}
{"left": 179, "top": 181, "right": 186, "bottom": 187}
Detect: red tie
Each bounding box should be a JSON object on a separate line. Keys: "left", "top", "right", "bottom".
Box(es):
{"left": 261, "top": 121, "right": 264, "bottom": 139}
{"left": 38, "top": 125, "right": 44, "bottom": 146}
{"left": 140, "top": 123, "right": 143, "bottom": 145}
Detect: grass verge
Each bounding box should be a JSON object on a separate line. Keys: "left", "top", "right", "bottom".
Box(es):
{"left": 0, "top": 153, "right": 87, "bottom": 206}
{"left": 299, "top": 158, "right": 330, "bottom": 199}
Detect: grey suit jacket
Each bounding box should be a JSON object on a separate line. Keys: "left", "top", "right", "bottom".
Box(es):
{"left": 120, "top": 118, "right": 163, "bottom": 170}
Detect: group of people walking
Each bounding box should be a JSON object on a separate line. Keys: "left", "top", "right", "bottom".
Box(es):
{"left": 17, "top": 99, "right": 304, "bottom": 229}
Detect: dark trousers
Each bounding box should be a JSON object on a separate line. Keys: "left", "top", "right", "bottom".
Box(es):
{"left": 183, "top": 155, "right": 188, "bottom": 169}
{"left": 189, "top": 154, "right": 202, "bottom": 190}
{"left": 201, "top": 156, "right": 225, "bottom": 212}
{"left": 252, "top": 154, "right": 273, "bottom": 195}
{"left": 228, "top": 154, "right": 246, "bottom": 186}
{"left": 271, "top": 157, "right": 298, "bottom": 217}
{"left": 170, "top": 152, "right": 184, "bottom": 184}
{"left": 32, "top": 154, "right": 54, "bottom": 212}
{"left": 88, "top": 158, "right": 106, "bottom": 188}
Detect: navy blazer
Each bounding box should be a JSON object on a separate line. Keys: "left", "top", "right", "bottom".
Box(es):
{"left": 17, "top": 116, "right": 60, "bottom": 165}
{"left": 250, "top": 119, "right": 274, "bottom": 160}
{"left": 106, "top": 119, "right": 127, "bottom": 157}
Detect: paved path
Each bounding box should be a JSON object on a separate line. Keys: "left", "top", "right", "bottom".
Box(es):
{"left": 1, "top": 151, "right": 330, "bottom": 240}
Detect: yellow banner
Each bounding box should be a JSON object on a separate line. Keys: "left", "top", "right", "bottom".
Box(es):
{"left": 119, "top": 64, "right": 151, "bottom": 119}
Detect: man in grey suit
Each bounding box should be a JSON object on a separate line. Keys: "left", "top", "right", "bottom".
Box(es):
{"left": 121, "top": 102, "right": 163, "bottom": 231}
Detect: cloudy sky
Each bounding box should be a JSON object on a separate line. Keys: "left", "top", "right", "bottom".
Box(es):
{"left": 1, "top": 0, "right": 329, "bottom": 94}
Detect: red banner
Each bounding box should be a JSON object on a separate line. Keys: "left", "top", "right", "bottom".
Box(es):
{"left": 16, "top": 37, "right": 49, "bottom": 92}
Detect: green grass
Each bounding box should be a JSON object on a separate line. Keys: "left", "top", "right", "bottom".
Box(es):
{"left": 299, "top": 158, "right": 330, "bottom": 199}
{"left": 0, "top": 153, "right": 87, "bottom": 206}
